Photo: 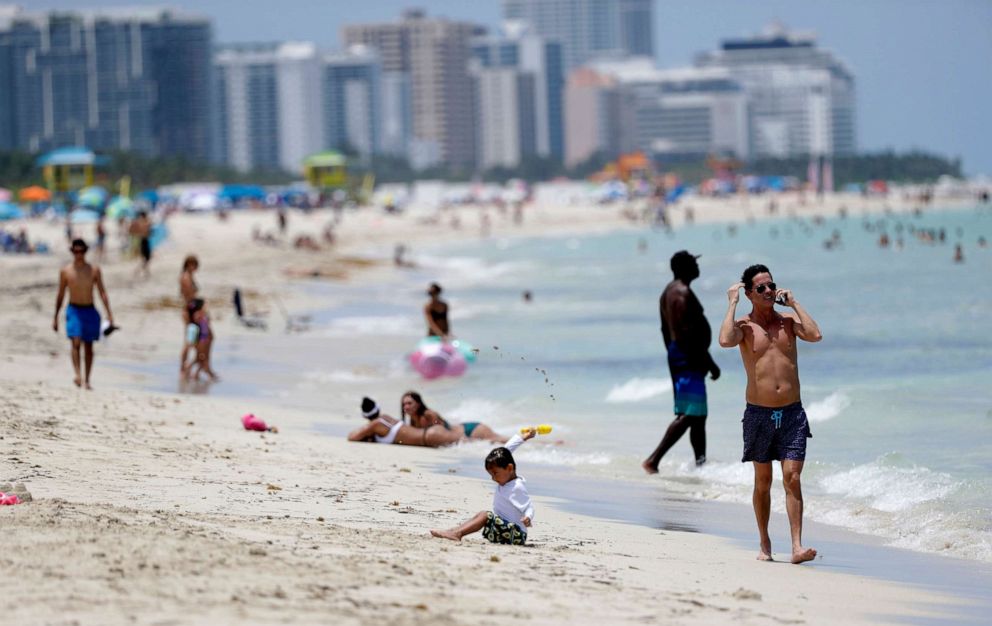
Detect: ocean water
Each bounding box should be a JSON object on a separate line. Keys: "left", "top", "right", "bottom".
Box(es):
{"left": 146, "top": 205, "right": 992, "bottom": 565}
{"left": 308, "top": 205, "right": 992, "bottom": 563}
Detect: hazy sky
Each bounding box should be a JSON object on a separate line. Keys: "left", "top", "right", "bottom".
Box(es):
{"left": 32, "top": 1, "right": 992, "bottom": 174}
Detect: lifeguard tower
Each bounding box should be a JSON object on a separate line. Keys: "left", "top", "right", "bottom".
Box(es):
{"left": 303, "top": 151, "right": 348, "bottom": 191}
{"left": 36, "top": 147, "right": 109, "bottom": 195}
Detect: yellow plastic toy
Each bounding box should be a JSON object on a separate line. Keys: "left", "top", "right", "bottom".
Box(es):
{"left": 520, "top": 424, "right": 553, "bottom": 435}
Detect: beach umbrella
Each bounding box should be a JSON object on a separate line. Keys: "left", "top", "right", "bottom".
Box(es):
{"left": 69, "top": 208, "right": 101, "bottom": 224}
{"left": 107, "top": 196, "right": 135, "bottom": 219}
{"left": 18, "top": 185, "right": 51, "bottom": 202}
{"left": 0, "top": 188, "right": 11, "bottom": 202}
{"left": 78, "top": 186, "right": 108, "bottom": 208}
{"left": 0, "top": 201, "right": 24, "bottom": 221}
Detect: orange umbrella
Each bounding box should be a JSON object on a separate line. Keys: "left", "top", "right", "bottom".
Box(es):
{"left": 19, "top": 186, "right": 51, "bottom": 202}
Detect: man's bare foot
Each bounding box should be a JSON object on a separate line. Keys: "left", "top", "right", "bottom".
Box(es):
{"left": 791, "top": 547, "right": 817, "bottom": 564}
{"left": 757, "top": 540, "right": 773, "bottom": 561}
{"left": 84, "top": 383, "right": 93, "bottom": 390}
{"left": 641, "top": 460, "right": 659, "bottom": 475}
{"left": 73, "top": 377, "right": 81, "bottom": 388}
{"left": 429, "top": 529, "right": 461, "bottom": 541}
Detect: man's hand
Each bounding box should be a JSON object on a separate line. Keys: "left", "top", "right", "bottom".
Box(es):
{"left": 775, "top": 288, "right": 795, "bottom": 308}
{"left": 709, "top": 363, "right": 721, "bottom": 381}
{"left": 727, "top": 282, "right": 743, "bottom": 304}
{"left": 521, "top": 516, "right": 531, "bottom": 527}
{"left": 52, "top": 317, "right": 58, "bottom": 332}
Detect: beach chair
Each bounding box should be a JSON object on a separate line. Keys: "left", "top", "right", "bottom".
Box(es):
{"left": 232, "top": 288, "right": 268, "bottom": 330}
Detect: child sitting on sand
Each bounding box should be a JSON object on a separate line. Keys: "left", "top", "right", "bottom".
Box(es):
{"left": 431, "top": 428, "right": 536, "bottom": 545}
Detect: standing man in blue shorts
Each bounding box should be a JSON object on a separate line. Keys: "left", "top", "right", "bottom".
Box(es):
{"left": 719, "top": 264, "right": 821, "bottom": 564}
{"left": 643, "top": 250, "right": 721, "bottom": 473}
{"left": 53, "top": 238, "right": 115, "bottom": 390}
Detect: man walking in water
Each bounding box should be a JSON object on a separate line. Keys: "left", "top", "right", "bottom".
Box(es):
{"left": 719, "top": 264, "right": 821, "bottom": 564}
{"left": 53, "top": 238, "right": 115, "bottom": 389}
{"left": 643, "top": 251, "right": 720, "bottom": 472}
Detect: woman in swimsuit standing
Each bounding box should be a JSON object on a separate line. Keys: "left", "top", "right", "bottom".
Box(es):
{"left": 348, "top": 397, "right": 464, "bottom": 447}
{"left": 179, "top": 255, "right": 199, "bottom": 374}
{"left": 424, "top": 282, "right": 450, "bottom": 340}
{"left": 401, "top": 391, "right": 508, "bottom": 443}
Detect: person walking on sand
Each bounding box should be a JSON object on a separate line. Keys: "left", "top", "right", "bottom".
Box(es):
{"left": 130, "top": 211, "right": 152, "bottom": 277}
{"left": 719, "top": 264, "right": 822, "bottom": 564}
{"left": 179, "top": 255, "right": 199, "bottom": 374}
{"left": 643, "top": 251, "right": 720, "bottom": 472}
{"left": 53, "top": 238, "right": 115, "bottom": 390}
{"left": 424, "top": 282, "right": 450, "bottom": 340}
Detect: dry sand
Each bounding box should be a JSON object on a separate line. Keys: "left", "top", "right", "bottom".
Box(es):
{"left": 0, "top": 192, "right": 972, "bottom": 625}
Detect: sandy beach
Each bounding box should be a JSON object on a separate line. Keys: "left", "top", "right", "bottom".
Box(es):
{"left": 0, "top": 191, "right": 983, "bottom": 625}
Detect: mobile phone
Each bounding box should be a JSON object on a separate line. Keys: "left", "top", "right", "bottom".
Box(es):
{"left": 775, "top": 294, "right": 788, "bottom": 306}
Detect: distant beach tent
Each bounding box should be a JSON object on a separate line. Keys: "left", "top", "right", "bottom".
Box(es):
{"left": 36, "top": 147, "right": 109, "bottom": 193}
{"left": 18, "top": 186, "right": 51, "bottom": 202}
{"left": 107, "top": 196, "right": 136, "bottom": 219}
{"left": 303, "top": 151, "right": 348, "bottom": 189}
{"left": 0, "top": 201, "right": 24, "bottom": 221}
{"left": 218, "top": 184, "right": 265, "bottom": 203}
{"left": 78, "top": 185, "right": 109, "bottom": 209}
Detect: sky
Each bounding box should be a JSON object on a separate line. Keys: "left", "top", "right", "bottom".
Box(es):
{"left": 30, "top": 0, "right": 992, "bottom": 174}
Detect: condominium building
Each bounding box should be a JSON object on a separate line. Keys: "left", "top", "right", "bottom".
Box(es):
{"left": 695, "top": 24, "right": 856, "bottom": 157}
{"left": 471, "top": 21, "right": 564, "bottom": 167}
{"left": 501, "top": 0, "right": 654, "bottom": 71}
{"left": 343, "top": 10, "right": 479, "bottom": 169}
{"left": 565, "top": 59, "right": 748, "bottom": 166}
{"left": 213, "top": 42, "right": 324, "bottom": 172}
{"left": 0, "top": 5, "right": 212, "bottom": 160}
{"left": 323, "top": 45, "right": 381, "bottom": 161}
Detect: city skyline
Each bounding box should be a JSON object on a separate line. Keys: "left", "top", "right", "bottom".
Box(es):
{"left": 20, "top": 0, "right": 992, "bottom": 175}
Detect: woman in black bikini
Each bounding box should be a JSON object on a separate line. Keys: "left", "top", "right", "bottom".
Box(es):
{"left": 424, "top": 282, "right": 450, "bottom": 339}
{"left": 401, "top": 391, "right": 508, "bottom": 443}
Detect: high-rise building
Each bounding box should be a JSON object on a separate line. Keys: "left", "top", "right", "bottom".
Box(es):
{"left": 501, "top": 0, "right": 654, "bottom": 72}
{"left": 343, "top": 10, "right": 479, "bottom": 169}
{"left": 471, "top": 21, "right": 564, "bottom": 165}
{"left": 695, "top": 24, "right": 856, "bottom": 157}
{"left": 0, "top": 6, "right": 212, "bottom": 160}
{"left": 322, "top": 45, "right": 381, "bottom": 161}
{"left": 213, "top": 42, "right": 324, "bottom": 172}
{"left": 565, "top": 60, "right": 749, "bottom": 166}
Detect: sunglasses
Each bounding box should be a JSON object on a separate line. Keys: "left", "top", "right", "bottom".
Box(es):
{"left": 752, "top": 282, "right": 776, "bottom": 294}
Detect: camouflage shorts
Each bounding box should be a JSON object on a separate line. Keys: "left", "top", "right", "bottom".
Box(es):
{"left": 482, "top": 511, "right": 527, "bottom": 545}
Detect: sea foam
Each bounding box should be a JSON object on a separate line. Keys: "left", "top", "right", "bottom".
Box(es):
{"left": 605, "top": 377, "right": 672, "bottom": 403}
{"left": 806, "top": 391, "right": 851, "bottom": 423}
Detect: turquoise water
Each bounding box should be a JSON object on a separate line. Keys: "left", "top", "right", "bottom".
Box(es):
{"left": 330, "top": 206, "right": 992, "bottom": 562}
{"left": 145, "top": 205, "right": 992, "bottom": 564}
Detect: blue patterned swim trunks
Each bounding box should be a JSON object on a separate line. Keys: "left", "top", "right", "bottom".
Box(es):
{"left": 742, "top": 401, "right": 811, "bottom": 463}
{"left": 482, "top": 512, "right": 527, "bottom": 546}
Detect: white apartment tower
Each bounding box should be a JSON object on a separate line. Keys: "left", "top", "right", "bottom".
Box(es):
{"left": 695, "top": 24, "right": 856, "bottom": 158}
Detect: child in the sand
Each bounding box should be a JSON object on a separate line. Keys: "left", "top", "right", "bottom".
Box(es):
{"left": 189, "top": 302, "right": 218, "bottom": 381}
{"left": 431, "top": 428, "right": 536, "bottom": 545}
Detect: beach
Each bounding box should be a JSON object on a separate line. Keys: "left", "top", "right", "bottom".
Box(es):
{"left": 2, "top": 191, "right": 989, "bottom": 625}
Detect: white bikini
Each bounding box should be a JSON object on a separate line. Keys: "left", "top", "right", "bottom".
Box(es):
{"left": 374, "top": 419, "right": 403, "bottom": 444}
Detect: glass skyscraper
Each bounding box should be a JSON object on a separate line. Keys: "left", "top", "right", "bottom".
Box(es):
{"left": 0, "top": 6, "right": 212, "bottom": 161}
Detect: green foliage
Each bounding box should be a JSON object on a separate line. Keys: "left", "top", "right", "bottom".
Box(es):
{"left": 0, "top": 149, "right": 964, "bottom": 191}
{"left": 743, "top": 151, "right": 962, "bottom": 186}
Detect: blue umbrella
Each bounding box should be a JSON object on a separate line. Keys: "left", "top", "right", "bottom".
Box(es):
{"left": 70, "top": 208, "right": 101, "bottom": 224}
{"left": 0, "top": 201, "right": 24, "bottom": 221}
{"left": 78, "top": 186, "right": 109, "bottom": 208}
{"left": 107, "top": 196, "right": 135, "bottom": 219}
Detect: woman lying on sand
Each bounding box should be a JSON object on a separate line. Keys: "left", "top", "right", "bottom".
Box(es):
{"left": 401, "top": 390, "right": 508, "bottom": 443}
{"left": 348, "top": 397, "right": 465, "bottom": 447}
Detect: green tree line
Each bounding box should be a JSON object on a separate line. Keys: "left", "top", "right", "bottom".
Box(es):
{"left": 0, "top": 148, "right": 962, "bottom": 191}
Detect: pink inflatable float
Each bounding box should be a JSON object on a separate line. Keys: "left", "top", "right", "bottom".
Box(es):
{"left": 409, "top": 338, "right": 473, "bottom": 379}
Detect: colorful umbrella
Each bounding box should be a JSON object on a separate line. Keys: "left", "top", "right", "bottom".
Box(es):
{"left": 107, "top": 196, "right": 135, "bottom": 219}
{"left": 0, "top": 201, "right": 25, "bottom": 221}
{"left": 69, "top": 208, "right": 101, "bottom": 224}
{"left": 0, "top": 188, "right": 11, "bottom": 202}
{"left": 18, "top": 186, "right": 51, "bottom": 202}
{"left": 78, "top": 186, "right": 108, "bottom": 208}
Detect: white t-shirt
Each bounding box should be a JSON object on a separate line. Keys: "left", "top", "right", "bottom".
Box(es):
{"left": 492, "top": 434, "right": 535, "bottom": 530}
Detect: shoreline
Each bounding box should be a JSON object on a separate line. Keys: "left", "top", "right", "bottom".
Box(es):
{"left": 2, "top": 194, "right": 989, "bottom": 624}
